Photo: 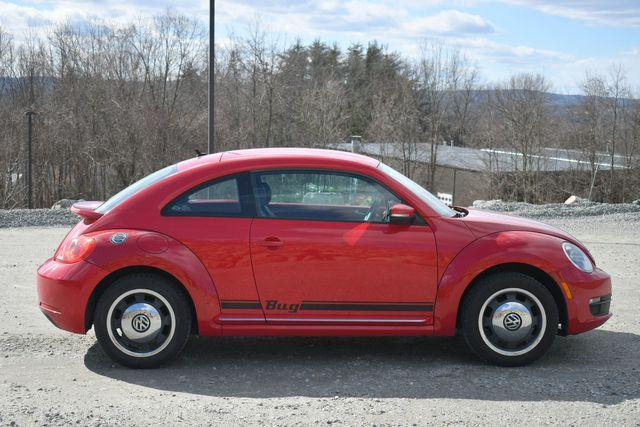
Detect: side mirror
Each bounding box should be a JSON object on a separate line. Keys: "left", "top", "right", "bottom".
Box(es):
{"left": 389, "top": 203, "right": 415, "bottom": 225}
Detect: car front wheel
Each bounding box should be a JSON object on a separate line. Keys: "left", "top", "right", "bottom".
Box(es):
{"left": 94, "top": 273, "right": 192, "bottom": 368}
{"left": 462, "top": 272, "right": 559, "bottom": 366}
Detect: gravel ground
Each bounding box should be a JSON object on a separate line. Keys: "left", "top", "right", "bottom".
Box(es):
{"left": 472, "top": 199, "right": 640, "bottom": 219}
{"left": 2, "top": 198, "right": 640, "bottom": 229}
{"left": 0, "top": 209, "right": 77, "bottom": 228}
{"left": 0, "top": 209, "right": 639, "bottom": 425}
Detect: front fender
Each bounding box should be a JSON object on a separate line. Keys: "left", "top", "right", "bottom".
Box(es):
{"left": 434, "top": 231, "right": 569, "bottom": 336}
{"left": 85, "top": 229, "right": 221, "bottom": 336}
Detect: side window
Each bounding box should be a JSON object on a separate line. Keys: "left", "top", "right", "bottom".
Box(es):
{"left": 164, "top": 175, "right": 251, "bottom": 217}
{"left": 253, "top": 171, "right": 401, "bottom": 222}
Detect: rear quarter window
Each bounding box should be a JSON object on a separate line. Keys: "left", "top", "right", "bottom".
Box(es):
{"left": 163, "top": 174, "right": 253, "bottom": 217}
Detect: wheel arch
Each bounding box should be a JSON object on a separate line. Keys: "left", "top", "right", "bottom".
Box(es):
{"left": 82, "top": 228, "right": 223, "bottom": 336}
{"left": 84, "top": 265, "right": 198, "bottom": 335}
{"left": 456, "top": 262, "right": 568, "bottom": 335}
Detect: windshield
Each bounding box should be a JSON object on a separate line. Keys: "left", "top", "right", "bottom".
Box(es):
{"left": 378, "top": 163, "right": 456, "bottom": 218}
{"left": 95, "top": 165, "right": 178, "bottom": 214}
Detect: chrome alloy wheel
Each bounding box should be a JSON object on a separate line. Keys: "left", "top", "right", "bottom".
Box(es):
{"left": 106, "top": 289, "right": 176, "bottom": 358}
{"left": 478, "top": 287, "right": 547, "bottom": 357}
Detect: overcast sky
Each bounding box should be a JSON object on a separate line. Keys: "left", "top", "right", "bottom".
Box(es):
{"left": 1, "top": 0, "right": 639, "bottom": 93}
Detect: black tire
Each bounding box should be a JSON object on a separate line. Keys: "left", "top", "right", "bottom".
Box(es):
{"left": 461, "top": 272, "right": 559, "bottom": 367}
{"left": 94, "top": 273, "right": 192, "bottom": 368}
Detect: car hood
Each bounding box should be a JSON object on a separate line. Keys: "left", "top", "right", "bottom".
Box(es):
{"left": 460, "top": 208, "right": 592, "bottom": 259}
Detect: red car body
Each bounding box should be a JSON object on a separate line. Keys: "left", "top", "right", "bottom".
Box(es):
{"left": 37, "top": 148, "right": 611, "bottom": 345}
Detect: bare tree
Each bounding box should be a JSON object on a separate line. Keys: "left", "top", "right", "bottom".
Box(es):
{"left": 366, "top": 73, "right": 421, "bottom": 177}
{"left": 489, "top": 74, "right": 551, "bottom": 202}
{"left": 605, "top": 64, "right": 629, "bottom": 201}
{"left": 415, "top": 43, "right": 477, "bottom": 190}
{"left": 0, "top": 17, "right": 638, "bottom": 208}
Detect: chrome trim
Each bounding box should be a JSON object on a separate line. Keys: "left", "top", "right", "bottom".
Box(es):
{"left": 478, "top": 287, "right": 546, "bottom": 357}
{"left": 109, "top": 232, "right": 128, "bottom": 245}
{"left": 218, "top": 317, "right": 265, "bottom": 322}
{"left": 490, "top": 301, "right": 532, "bottom": 342}
{"left": 265, "top": 317, "right": 426, "bottom": 323}
{"left": 120, "top": 302, "right": 162, "bottom": 342}
{"left": 106, "top": 289, "right": 176, "bottom": 358}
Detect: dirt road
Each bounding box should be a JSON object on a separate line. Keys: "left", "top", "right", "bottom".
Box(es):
{"left": 1, "top": 217, "right": 639, "bottom": 425}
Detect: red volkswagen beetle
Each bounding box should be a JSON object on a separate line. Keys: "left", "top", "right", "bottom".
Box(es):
{"left": 37, "top": 148, "right": 612, "bottom": 367}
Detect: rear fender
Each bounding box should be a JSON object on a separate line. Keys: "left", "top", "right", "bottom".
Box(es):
{"left": 84, "top": 229, "right": 221, "bottom": 336}
{"left": 434, "top": 231, "right": 567, "bottom": 336}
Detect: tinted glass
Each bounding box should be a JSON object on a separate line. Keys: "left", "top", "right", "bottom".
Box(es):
{"left": 165, "top": 176, "right": 247, "bottom": 216}
{"left": 254, "top": 171, "right": 401, "bottom": 222}
{"left": 96, "top": 165, "right": 177, "bottom": 214}
{"left": 378, "top": 163, "right": 456, "bottom": 217}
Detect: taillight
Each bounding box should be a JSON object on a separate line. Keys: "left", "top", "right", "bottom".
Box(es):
{"left": 55, "top": 235, "right": 96, "bottom": 263}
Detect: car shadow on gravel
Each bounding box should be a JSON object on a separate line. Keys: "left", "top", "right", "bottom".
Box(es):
{"left": 84, "top": 329, "right": 640, "bottom": 403}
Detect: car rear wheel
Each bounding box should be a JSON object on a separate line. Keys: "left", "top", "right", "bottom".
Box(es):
{"left": 462, "top": 272, "right": 559, "bottom": 366}
{"left": 94, "top": 273, "right": 192, "bottom": 368}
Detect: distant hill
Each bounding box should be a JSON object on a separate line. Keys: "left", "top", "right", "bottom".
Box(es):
{"left": 465, "top": 89, "right": 585, "bottom": 108}
{"left": 0, "top": 76, "right": 55, "bottom": 95}
{"left": 544, "top": 92, "right": 586, "bottom": 108}
{"left": 467, "top": 89, "right": 637, "bottom": 109}
{"left": 0, "top": 77, "right": 626, "bottom": 111}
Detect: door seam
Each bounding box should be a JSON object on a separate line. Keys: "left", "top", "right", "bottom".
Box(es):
{"left": 248, "top": 217, "right": 267, "bottom": 319}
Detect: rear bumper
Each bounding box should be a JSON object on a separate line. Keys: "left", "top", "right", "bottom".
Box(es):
{"left": 564, "top": 266, "right": 612, "bottom": 335}
{"left": 37, "top": 258, "right": 108, "bottom": 334}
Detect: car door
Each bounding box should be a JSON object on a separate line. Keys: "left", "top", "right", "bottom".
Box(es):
{"left": 161, "top": 173, "right": 265, "bottom": 323}
{"left": 249, "top": 169, "right": 438, "bottom": 326}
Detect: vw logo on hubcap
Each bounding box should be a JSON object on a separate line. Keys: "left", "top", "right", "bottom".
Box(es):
{"left": 131, "top": 313, "right": 151, "bottom": 333}
{"left": 503, "top": 313, "right": 522, "bottom": 331}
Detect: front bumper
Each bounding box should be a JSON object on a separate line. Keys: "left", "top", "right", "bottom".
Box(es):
{"left": 37, "top": 258, "right": 108, "bottom": 334}
{"left": 563, "top": 266, "right": 612, "bottom": 335}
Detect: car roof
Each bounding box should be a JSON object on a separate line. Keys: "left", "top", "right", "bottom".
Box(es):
{"left": 177, "top": 147, "right": 379, "bottom": 171}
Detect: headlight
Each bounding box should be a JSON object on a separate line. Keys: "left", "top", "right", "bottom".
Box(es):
{"left": 562, "top": 242, "right": 593, "bottom": 273}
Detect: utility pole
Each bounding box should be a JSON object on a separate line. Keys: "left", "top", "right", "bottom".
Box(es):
{"left": 208, "top": 0, "right": 215, "bottom": 154}
{"left": 25, "top": 65, "right": 36, "bottom": 209}
{"left": 24, "top": 110, "right": 36, "bottom": 209}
